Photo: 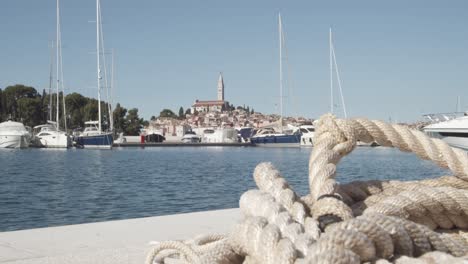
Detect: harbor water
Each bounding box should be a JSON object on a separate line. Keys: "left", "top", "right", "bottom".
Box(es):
{"left": 0, "top": 146, "right": 449, "bottom": 232}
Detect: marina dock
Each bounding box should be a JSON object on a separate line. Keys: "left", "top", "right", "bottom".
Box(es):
{"left": 113, "top": 142, "right": 253, "bottom": 147}
{"left": 0, "top": 208, "right": 239, "bottom": 264}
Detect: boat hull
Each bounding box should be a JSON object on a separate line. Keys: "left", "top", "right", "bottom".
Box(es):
{"left": 201, "top": 129, "right": 238, "bottom": 143}
{"left": 300, "top": 135, "right": 314, "bottom": 147}
{"left": 251, "top": 134, "right": 301, "bottom": 147}
{"left": 181, "top": 137, "right": 201, "bottom": 143}
{"left": 438, "top": 136, "right": 468, "bottom": 150}
{"left": 0, "top": 135, "right": 29, "bottom": 148}
{"left": 76, "top": 133, "right": 113, "bottom": 149}
{"left": 35, "top": 133, "right": 71, "bottom": 148}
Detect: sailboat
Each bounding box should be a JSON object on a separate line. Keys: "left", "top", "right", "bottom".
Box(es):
{"left": 328, "top": 28, "right": 347, "bottom": 119}
{"left": 327, "top": 28, "right": 376, "bottom": 147}
{"left": 250, "top": 13, "right": 301, "bottom": 147}
{"left": 76, "top": 0, "right": 113, "bottom": 149}
{"left": 300, "top": 28, "right": 349, "bottom": 147}
{"left": 33, "top": 0, "right": 71, "bottom": 148}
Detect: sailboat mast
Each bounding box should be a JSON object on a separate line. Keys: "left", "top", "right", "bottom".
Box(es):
{"left": 279, "top": 13, "right": 283, "bottom": 131}
{"left": 56, "top": 0, "right": 60, "bottom": 131}
{"left": 329, "top": 27, "right": 333, "bottom": 114}
{"left": 48, "top": 41, "right": 54, "bottom": 122}
{"left": 59, "top": 30, "right": 68, "bottom": 131}
{"left": 96, "top": 0, "right": 102, "bottom": 133}
{"left": 331, "top": 44, "right": 348, "bottom": 118}
{"left": 110, "top": 48, "right": 114, "bottom": 132}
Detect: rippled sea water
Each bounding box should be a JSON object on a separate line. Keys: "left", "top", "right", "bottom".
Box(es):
{"left": 0, "top": 146, "right": 449, "bottom": 231}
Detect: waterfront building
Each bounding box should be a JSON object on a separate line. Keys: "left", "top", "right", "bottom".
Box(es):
{"left": 191, "top": 73, "right": 229, "bottom": 113}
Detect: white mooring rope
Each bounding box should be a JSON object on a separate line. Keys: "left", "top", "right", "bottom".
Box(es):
{"left": 146, "top": 114, "right": 468, "bottom": 264}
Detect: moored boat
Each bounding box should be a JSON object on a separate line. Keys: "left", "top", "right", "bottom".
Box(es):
{"left": 181, "top": 131, "right": 201, "bottom": 143}
{"left": 250, "top": 127, "right": 301, "bottom": 147}
{"left": 299, "top": 125, "right": 315, "bottom": 147}
{"left": 423, "top": 114, "right": 468, "bottom": 150}
{"left": 0, "top": 120, "right": 31, "bottom": 148}
{"left": 76, "top": 0, "right": 113, "bottom": 150}
{"left": 250, "top": 14, "right": 301, "bottom": 148}
{"left": 31, "top": 0, "right": 71, "bottom": 149}
{"left": 201, "top": 128, "right": 238, "bottom": 143}
{"left": 32, "top": 122, "right": 71, "bottom": 148}
{"left": 76, "top": 121, "right": 113, "bottom": 149}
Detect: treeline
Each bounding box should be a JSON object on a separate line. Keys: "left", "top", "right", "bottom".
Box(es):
{"left": 0, "top": 84, "right": 147, "bottom": 135}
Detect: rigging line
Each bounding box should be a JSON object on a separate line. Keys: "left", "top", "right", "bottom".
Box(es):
{"left": 331, "top": 43, "right": 347, "bottom": 118}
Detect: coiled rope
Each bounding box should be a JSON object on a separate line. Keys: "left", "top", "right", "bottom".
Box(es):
{"left": 146, "top": 114, "right": 468, "bottom": 264}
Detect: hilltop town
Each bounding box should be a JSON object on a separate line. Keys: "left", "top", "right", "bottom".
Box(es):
{"left": 143, "top": 73, "right": 314, "bottom": 138}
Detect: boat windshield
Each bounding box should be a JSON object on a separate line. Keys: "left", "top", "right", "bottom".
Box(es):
{"left": 203, "top": 129, "right": 215, "bottom": 134}
{"left": 0, "top": 125, "right": 27, "bottom": 132}
{"left": 84, "top": 127, "right": 98, "bottom": 132}
{"left": 300, "top": 128, "right": 315, "bottom": 133}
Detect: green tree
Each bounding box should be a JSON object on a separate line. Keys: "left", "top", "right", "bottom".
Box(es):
{"left": 159, "top": 108, "right": 177, "bottom": 118}
{"left": 65, "top": 93, "right": 88, "bottom": 128}
{"left": 41, "top": 89, "right": 48, "bottom": 122}
{"left": 185, "top": 108, "right": 191, "bottom": 115}
{"left": 125, "top": 108, "right": 142, "bottom": 135}
{"left": 178, "top": 107, "right": 184, "bottom": 119}
{"left": 251, "top": 108, "right": 254, "bottom": 114}
{"left": 113, "top": 103, "right": 127, "bottom": 133}
{"left": 3, "top": 84, "right": 38, "bottom": 119}
{"left": 17, "top": 97, "right": 42, "bottom": 127}
{"left": 83, "top": 99, "right": 98, "bottom": 122}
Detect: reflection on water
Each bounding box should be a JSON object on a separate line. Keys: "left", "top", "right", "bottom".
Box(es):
{"left": 0, "top": 147, "right": 449, "bottom": 231}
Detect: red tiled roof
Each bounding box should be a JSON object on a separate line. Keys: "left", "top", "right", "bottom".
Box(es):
{"left": 192, "top": 100, "right": 226, "bottom": 106}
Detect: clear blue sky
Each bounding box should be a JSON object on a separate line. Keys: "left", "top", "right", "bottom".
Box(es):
{"left": 1, "top": 0, "right": 467, "bottom": 122}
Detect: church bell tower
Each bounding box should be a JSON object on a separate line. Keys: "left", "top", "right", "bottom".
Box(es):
{"left": 217, "top": 72, "right": 224, "bottom": 101}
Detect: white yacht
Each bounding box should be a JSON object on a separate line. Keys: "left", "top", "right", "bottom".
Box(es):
{"left": 423, "top": 114, "right": 468, "bottom": 150}
{"left": 0, "top": 120, "right": 32, "bottom": 148}
{"left": 299, "top": 125, "right": 315, "bottom": 147}
{"left": 143, "top": 126, "right": 166, "bottom": 143}
{"left": 32, "top": 122, "right": 71, "bottom": 148}
{"left": 181, "top": 131, "right": 201, "bottom": 143}
{"left": 201, "top": 128, "right": 238, "bottom": 143}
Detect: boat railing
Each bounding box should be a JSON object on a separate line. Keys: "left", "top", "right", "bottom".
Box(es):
{"left": 423, "top": 112, "right": 467, "bottom": 123}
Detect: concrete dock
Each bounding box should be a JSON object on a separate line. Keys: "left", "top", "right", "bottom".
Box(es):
{"left": 0, "top": 208, "right": 240, "bottom": 264}
{"left": 114, "top": 142, "right": 253, "bottom": 147}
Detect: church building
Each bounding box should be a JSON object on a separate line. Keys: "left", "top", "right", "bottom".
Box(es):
{"left": 191, "top": 73, "right": 229, "bottom": 113}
